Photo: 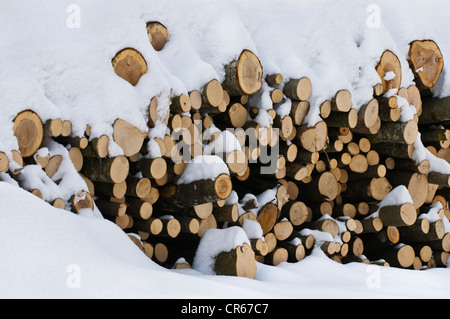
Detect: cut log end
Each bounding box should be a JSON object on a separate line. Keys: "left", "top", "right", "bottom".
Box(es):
{"left": 112, "top": 48, "right": 148, "bottom": 86}
{"left": 113, "top": 119, "right": 148, "bottom": 157}
{"left": 224, "top": 50, "right": 263, "bottom": 96}
{"left": 408, "top": 40, "right": 444, "bottom": 90}
{"left": 376, "top": 50, "right": 402, "bottom": 95}
{"left": 214, "top": 174, "right": 233, "bottom": 200}
{"left": 214, "top": 242, "right": 257, "bottom": 279}
{"left": 146, "top": 22, "right": 169, "bottom": 51}
{"left": 13, "top": 110, "right": 44, "bottom": 158}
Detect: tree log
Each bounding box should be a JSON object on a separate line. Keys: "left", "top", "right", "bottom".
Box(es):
{"left": 341, "top": 177, "right": 392, "bottom": 202}
{"left": 113, "top": 119, "right": 148, "bottom": 157}
{"left": 83, "top": 156, "right": 129, "bottom": 184}
{"left": 213, "top": 242, "right": 257, "bottom": 279}
{"left": 13, "top": 110, "right": 44, "bottom": 158}
{"left": 375, "top": 50, "right": 402, "bottom": 95}
{"left": 368, "top": 120, "right": 418, "bottom": 145}
{"left": 283, "top": 77, "right": 312, "bottom": 101}
{"left": 223, "top": 50, "right": 263, "bottom": 96}
{"left": 408, "top": 40, "right": 444, "bottom": 91}
{"left": 146, "top": 22, "right": 169, "bottom": 51}
{"left": 112, "top": 48, "right": 147, "bottom": 86}
{"left": 295, "top": 121, "right": 328, "bottom": 153}
{"left": 378, "top": 203, "right": 417, "bottom": 227}
{"left": 419, "top": 97, "right": 450, "bottom": 125}
{"left": 159, "top": 174, "right": 232, "bottom": 209}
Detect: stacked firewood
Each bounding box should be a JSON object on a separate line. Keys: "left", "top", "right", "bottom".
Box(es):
{"left": 2, "top": 23, "right": 449, "bottom": 278}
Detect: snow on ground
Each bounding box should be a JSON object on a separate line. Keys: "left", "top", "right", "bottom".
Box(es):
{"left": 0, "top": 0, "right": 450, "bottom": 298}
{"left": 0, "top": 182, "right": 449, "bottom": 299}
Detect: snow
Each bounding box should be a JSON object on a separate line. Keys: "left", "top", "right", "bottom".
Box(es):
{"left": 0, "top": 0, "right": 449, "bottom": 299}
{"left": 175, "top": 155, "right": 230, "bottom": 185}
{"left": 203, "top": 130, "right": 242, "bottom": 156}
{"left": 412, "top": 134, "right": 450, "bottom": 174}
{"left": 0, "top": 181, "right": 450, "bottom": 298}
{"left": 242, "top": 219, "right": 264, "bottom": 240}
{"left": 384, "top": 71, "right": 397, "bottom": 81}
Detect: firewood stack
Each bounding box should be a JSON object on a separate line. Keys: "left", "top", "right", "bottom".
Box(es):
{"left": 1, "top": 24, "right": 449, "bottom": 278}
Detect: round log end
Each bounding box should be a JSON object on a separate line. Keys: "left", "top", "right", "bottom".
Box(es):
{"left": 397, "top": 245, "right": 416, "bottom": 268}
{"left": 147, "top": 22, "right": 169, "bottom": 52}
{"left": 408, "top": 40, "right": 444, "bottom": 89}
{"left": 112, "top": 48, "right": 148, "bottom": 86}
{"left": 214, "top": 174, "right": 233, "bottom": 200}
{"left": 400, "top": 203, "right": 418, "bottom": 226}
{"left": 376, "top": 50, "right": 402, "bottom": 95}
{"left": 13, "top": 110, "right": 44, "bottom": 158}
{"left": 110, "top": 156, "right": 130, "bottom": 184}
{"left": 318, "top": 172, "right": 340, "bottom": 201}
{"left": 236, "top": 50, "right": 263, "bottom": 95}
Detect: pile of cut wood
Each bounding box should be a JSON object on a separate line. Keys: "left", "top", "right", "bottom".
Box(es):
{"left": 2, "top": 23, "right": 449, "bottom": 278}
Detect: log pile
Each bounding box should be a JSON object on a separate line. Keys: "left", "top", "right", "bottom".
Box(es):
{"left": 1, "top": 30, "right": 449, "bottom": 278}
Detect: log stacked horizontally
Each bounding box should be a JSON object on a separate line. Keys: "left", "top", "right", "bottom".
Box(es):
{"left": 2, "top": 31, "right": 450, "bottom": 278}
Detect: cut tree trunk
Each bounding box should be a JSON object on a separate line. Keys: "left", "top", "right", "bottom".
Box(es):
{"left": 159, "top": 174, "right": 233, "bottom": 209}
{"left": 113, "top": 119, "right": 148, "bottom": 157}
{"left": 368, "top": 120, "right": 418, "bottom": 145}
{"left": 283, "top": 77, "right": 312, "bottom": 101}
{"left": 257, "top": 202, "right": 279, "bottom": 235}
{"left": 375, "top": 50, "right": 402, "bottom": 95}
{"left": 146, "top": 22, "right": 169, "bottom": 51}
{"left": 378, "top": 203, "right": 418, "bottom": 227}
{"left": 297, "top": 171, "right": 340, "bottom": 202}
{"left": 295, "top": 121, "right": 328, "bottom": 153}
{"left": 13, "top": 110, "right": 44, "bottom": 158}
{"left": 223, "top": 50, "right": 263, "bottom": 96}
{"left": 83, "top": 156, "right": 129, "bottom": 184}
{"left": 213, "top": 242, "right": 257, "bottom": 279}
{"left": 341, "top": 177, "right": 392, "bottom": 202}
{"left": 112, "top": 48, "right": 147, "bottom": 86}
{"left": 387, "top": 171, "right": 429, "bottom": 209}
{"left": 408, "top": 40, "right": 444, "bottom": 92}
{"left": 331, "top": 90, "right": 353, "bottom": 112}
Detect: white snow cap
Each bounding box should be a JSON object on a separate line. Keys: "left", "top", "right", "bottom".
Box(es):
{"left": 176, "top": 155, "right": 230, "bottom": 185}
{"left": 203, "top": 130, "right": 242, "bottom": 155}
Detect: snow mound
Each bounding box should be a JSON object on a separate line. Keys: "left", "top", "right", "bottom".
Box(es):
{"left": 192, "top": 227, "right": 250, "bottom": 275}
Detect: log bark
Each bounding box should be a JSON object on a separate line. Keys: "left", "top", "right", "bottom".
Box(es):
{"left": 83, "top": 156, "right": 129, "bottom": 184}
{"left": 341, "top": 177, "right": 392, "bottom": 202}
{"left": 95, "top": 181, "right": 127, "bottom": 199}
{"left": 214, "top": 243, "right": 257, "bottom": 279}
{"left": 283, "top": 77, "right": 312, "bottom": 101}
{"left": 295, "top": 121, "right": 328, "bottom": 153}
{"left": 159, "top": 174, "right": 232, "bottom": 209}
{"left": 378, "top": 203, "right": 418, "bottom": 227}
{"left": 326, "top": 109, "right": 358, "bottom": 129}
{"left": 135, "top": 157, "right": 167, "bottom": 180}
{"left": 126, "top": 177, "right": 151, "bottom": 199}
{"left": 419, "top": 97, "right": 450, "bottom": 125}
{"left": 331, "top": 90, "right": 352, "bottom": 112}
{"left": 113, "top": 119, "right": 148, "bottom": 157}
{"left": 387, "top": 171, "right": 428, "bottom": 209}
{"left": 356, "top": 99, "right": 379, "bottom": 129}
{"left": 280, "top": 201, "right": 311, "bottom": 227}
{"left": 375, "top": 50, "right": 402, "bottom": 95}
